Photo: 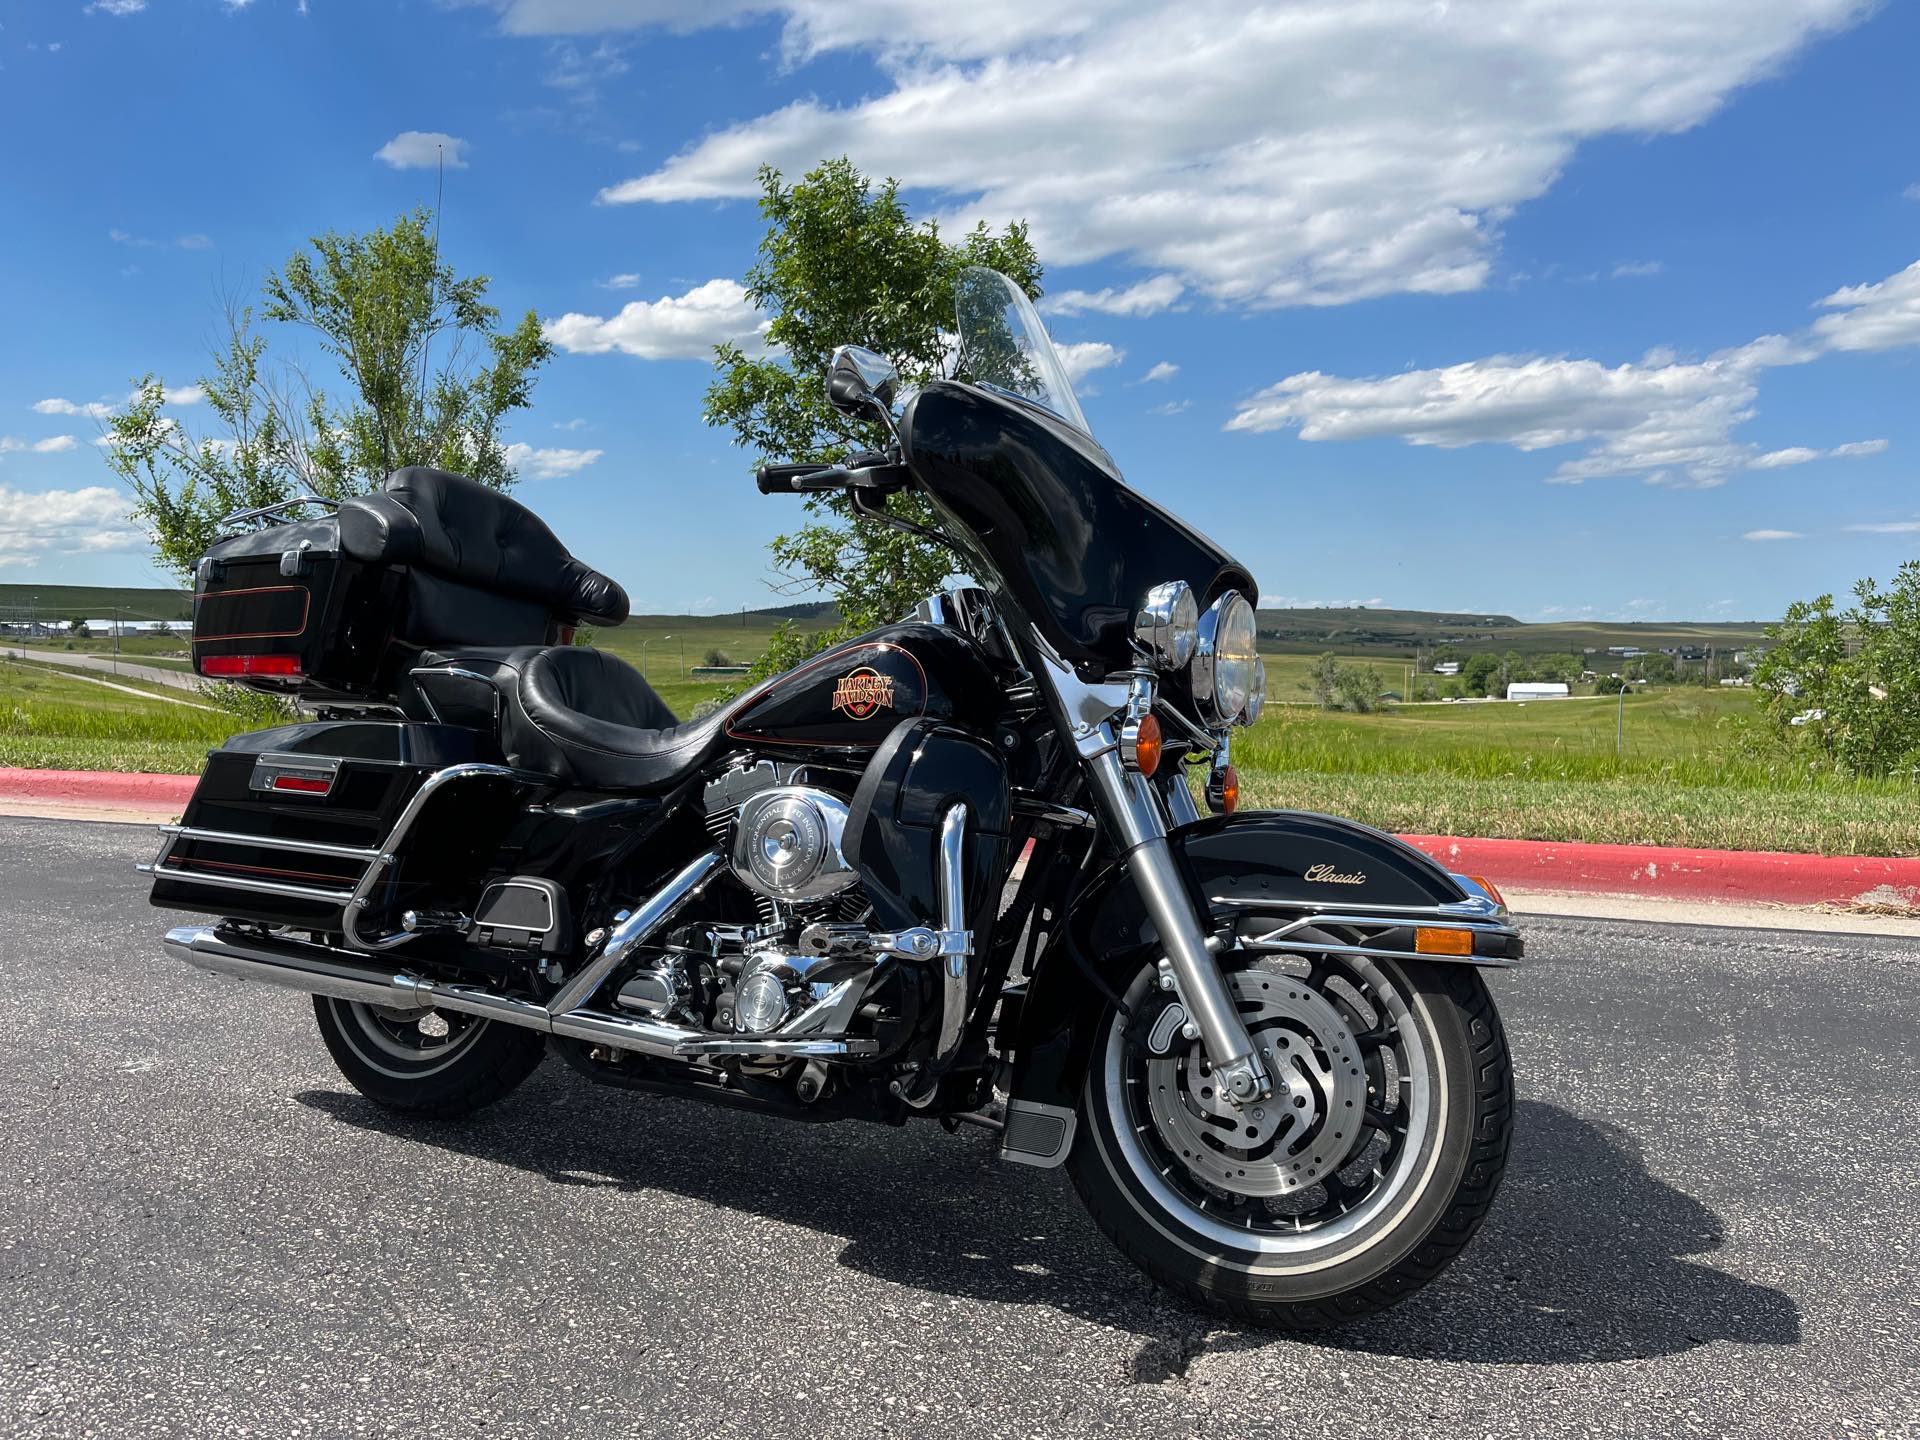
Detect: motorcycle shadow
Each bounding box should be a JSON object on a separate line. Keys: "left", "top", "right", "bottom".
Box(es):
{"left": 298, "top": 1078, "right": 1798, "bottom": 1369}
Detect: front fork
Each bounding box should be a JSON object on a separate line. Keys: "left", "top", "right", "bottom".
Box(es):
{"left": 1081, "top": 742, "right": 1272, "bottom": 1106}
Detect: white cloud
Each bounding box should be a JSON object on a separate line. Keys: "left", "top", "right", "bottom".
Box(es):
{"left": 1611, "top": 260, "right": 1664, "bottom": 279}
{"left": 543, "top": 278, "right": 767, "bottom": 360}
{"left": 1742, "top": 529, "right": 1802, "bottom": 541}
{"left": 1812, "top": 259, "right": 1920, "bottom": 352}
{"left": 602, "top": 273, "right": 644, "bottom": 289}
{"left": 0, "top": 486, "right": 144, "bottom": 567}
{"left": 1260, "top": 594, "right": 1387, "bottom": 609}
{"left": 1904, "top": 182, "right": 1920, "bottom": 202}
{"left": 1054, "top": 340, "right": 1124, "bottom": 386}
{"left": 580, "top": 0, "right": 1864, "bottom": 308}
{"left": 110, "top": 228, "right": 214, "bottom": 251}
{"left": 553, "top": 417, "right": 590, "bottom": 430}
{"left": 1137, "top": 361, "right": 1179, "bottom": 383}
{"left": 162, "top": 384, "right": 206, "bottom": 406}
{"left": 1149, "top": 399, "right": 1191, "bottom": 415}
{"left": 375, "top": 131, "right": 470, "bottom": 170}
{"left": 33, "top": 397, "right": 114, "bottom": 420}
{"left": 1228, "top": 254, "right": 1920, "bottom": 487}
{"left": 504, "top": 442, "right": 605, "bottom": 478}
{"left": 1041, "top": 275, "right": 1185, "bottom": 318}
{"left": 1228, "top": 344, "right": 1797, "bottom": 488}
{"left": 0, "top": 436, "right": 79, "bottom": 456}
{"left": 85, "top": 0, "right": 147, "bottom": 14}
{"left": 1846, "top": 517, "right": 1920, "bottom": 534}
{"left": 1749, "top": 446, "right": 1821, "bottom": 469}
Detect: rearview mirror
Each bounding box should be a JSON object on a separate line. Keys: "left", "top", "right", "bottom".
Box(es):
{"left": 827, "top": 345, "right": 899, "bottom": 419}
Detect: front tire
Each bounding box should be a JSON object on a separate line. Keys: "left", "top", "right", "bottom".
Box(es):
{"left": 312, "top": 996, "right": 545, "bottom": 1119}
{"left": 1068, "top": 950, "right": 1512, "bottom": 1329}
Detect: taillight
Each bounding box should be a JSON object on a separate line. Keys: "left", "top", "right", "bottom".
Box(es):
{"left": 200, "top": 654, "right": 303, "bottom": 678}
{"left": 271, "top": 775, "right": 331, "bottom": 794}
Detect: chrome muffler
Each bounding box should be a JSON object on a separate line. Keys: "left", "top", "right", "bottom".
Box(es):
{"left": 161, "top": 924, "right": 875, "bottom": 1060}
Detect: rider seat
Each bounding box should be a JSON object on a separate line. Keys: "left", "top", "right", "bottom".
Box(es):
{"left": 408, "top": 645, "right": 748, "bottom": 791}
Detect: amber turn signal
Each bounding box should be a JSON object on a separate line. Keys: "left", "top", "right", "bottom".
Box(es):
{"left": 1467, "top": 873, "right": 1507, "bottom": 908}
{"left": 1415, "top": 927, "right": 1474, "bottom": 956}
{"left": 1133, "top": 714, "right": 1162, "bottom": 777}
{"left": 1205, "top": 763, "right": 1239, "bottom": 814}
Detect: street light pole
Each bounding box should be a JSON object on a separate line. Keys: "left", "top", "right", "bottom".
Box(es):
{"left": 1616, "top": 679, "right": 1626, "bottom": 757}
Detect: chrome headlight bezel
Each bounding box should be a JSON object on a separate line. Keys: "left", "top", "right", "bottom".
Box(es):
{"left": 1133, "top": 580, "right": 1199, "bottom": 670}
{"left": 1243, "top": 657, "right": 1267, "bottom": 725}
{"left": 1192, "top": 590, "right": 1259, "bottom": 726}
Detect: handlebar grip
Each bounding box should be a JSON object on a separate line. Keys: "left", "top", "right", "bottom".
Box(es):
{"left": 756, "top": 463, "right": 824, "bottom": 494}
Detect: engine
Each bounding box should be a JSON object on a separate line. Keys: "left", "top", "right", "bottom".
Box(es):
{"left": 606, "top": 760, "right": 884, "bottom": 1046}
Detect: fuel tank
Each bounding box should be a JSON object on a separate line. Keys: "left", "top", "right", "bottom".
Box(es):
{"left": 723, "top": 622, "right": 1004, "bottom": 756}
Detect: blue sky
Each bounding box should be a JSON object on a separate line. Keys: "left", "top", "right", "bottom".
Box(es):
{"left": 2, "top": 0, "right": 1916, "bottom": 622}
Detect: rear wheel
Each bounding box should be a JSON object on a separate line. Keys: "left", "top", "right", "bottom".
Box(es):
{"left": 312, "top": 996, "right": 545, "bottom": 1119}
{"left": 1068, "top": 944, "right": 1512, "bottom": 1328}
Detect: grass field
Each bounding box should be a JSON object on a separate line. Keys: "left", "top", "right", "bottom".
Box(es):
{"left": 0, "top": 659, "right": 235, "bottom": 773}
{"left": 4, "top": 589, "right": 1911, "bottom": 856}
{"left": 1234, "top": 688, "right": 1918, "bottom": 854}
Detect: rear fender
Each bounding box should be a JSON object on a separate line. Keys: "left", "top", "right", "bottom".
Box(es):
{"left": 998, "top": 810, "right": 1520, "bottom": 1167}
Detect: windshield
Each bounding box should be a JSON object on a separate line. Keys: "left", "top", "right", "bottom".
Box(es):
{"left": 953, "top": 266, "right": 1092, "bottom": 436}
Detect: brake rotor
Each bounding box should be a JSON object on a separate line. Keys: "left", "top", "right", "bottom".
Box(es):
{"left": 1142, "top": 969, "right": 1368, "bottom": 1198}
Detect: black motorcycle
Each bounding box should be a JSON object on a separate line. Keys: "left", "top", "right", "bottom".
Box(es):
{"left": 147, "top": 268, "right": 1516, "bottom": 1327}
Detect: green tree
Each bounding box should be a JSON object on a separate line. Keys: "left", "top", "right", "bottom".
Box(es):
{"left": 1756, "top": 564, "right": 1920, "bottom": 775}
{"left": 706, "top": 159, "right": 1041, "bottom": 678}
{"left": 1461, "top": 653, "right": 1500, "bottom": 697}
{"left": 107, "top": 208, "right": 552, "bottom": 578}
{"left": 1632, "top": 651, "right": 1677, "bottom": 684}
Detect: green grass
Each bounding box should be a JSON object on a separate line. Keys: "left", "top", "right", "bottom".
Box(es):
{"left": 0, "top": 659, "right": 232, "bottom": 773}
{"left": 1230, "top": 688, "right": 1918, "bottom": 854}
{"left": 7, "top": 614, "right": 1911, "bottom": 856}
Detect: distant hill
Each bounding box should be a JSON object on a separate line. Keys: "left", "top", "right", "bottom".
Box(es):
{"left": 0, "top": 584, "right": 190, "bottom": 621}
{"left": 1256, "top": 606, "right": 1768, "bottom": 657}
{"left": 3, "top": 585, "right": 1767, "bottom": 658}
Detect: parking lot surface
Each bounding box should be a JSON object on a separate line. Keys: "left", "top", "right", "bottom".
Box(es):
{"left": 2, "top": 817, "right": 1915, "bottom": 1437}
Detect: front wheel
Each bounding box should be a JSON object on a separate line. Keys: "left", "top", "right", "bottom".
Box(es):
{"left": 312, "top": 996, "right": 546, "bottom": 1119}
{"left": 1068, "top": 946, "right": 1512, "bottom": 1329}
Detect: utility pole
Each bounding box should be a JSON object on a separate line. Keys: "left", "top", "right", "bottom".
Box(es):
{"left": 1617, "top": 679, "right": 1626, "bottom": 757}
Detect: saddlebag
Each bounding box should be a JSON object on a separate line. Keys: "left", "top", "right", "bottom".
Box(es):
{"left": 144, "top": 720, "right": 518, "bottom": 932}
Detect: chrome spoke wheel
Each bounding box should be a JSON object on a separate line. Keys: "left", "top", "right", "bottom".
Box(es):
{"left": 1103, "top": 945, "right": 1438, "bottom": 1255}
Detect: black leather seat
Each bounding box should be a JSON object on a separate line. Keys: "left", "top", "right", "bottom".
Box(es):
{"left": 411, "top": 645, "right": 747, "bottom": 791}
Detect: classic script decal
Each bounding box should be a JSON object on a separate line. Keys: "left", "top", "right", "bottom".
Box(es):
{"left": 831, "top": 666, "right": 896, "bottom": 719}
{"left": 1304, "top": 863, "right": 1367, "bottom": 886}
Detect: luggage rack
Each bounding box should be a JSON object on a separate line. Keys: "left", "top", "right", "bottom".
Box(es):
{"left": 139, "top": 762, "right": 540, "bottom": 949}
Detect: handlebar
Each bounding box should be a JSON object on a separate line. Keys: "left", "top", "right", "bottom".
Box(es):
{"left": 754, "top": 456, "right": 912, "bottom": 496}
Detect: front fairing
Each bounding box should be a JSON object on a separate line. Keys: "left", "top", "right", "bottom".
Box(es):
{"left": 899, "top": 379, "right": 1255, "bottom": 677}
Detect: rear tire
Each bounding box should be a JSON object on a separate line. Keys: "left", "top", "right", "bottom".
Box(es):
{"left": 1068, "top": 955, "right": 1512, "bottom": 1329}
{"left": 312, "top": 996, "right": 545, "bottom": 1119}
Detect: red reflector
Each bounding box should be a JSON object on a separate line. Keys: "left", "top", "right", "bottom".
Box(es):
{"left": 201, "top": 654, "right": 304, "bottom": 678}
{"left": 271, "top": 775, "right": 331, "bottom": 794}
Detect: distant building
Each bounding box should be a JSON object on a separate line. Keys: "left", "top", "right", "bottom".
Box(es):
{"left": 1506, "top": 682, "right": 1570, "bottom": 701}
{"left": 1433, "top": 661, "right": 1460, "bottom": 675}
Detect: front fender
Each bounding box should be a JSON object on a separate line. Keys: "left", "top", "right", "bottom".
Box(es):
{"left": 999, "top": 810, "right": 1517, "bottom": 1164}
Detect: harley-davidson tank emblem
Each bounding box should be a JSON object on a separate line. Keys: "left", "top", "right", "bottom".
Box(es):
{"left": 1304, "top": 863, "right": 1367, "bottom": 886}
{"left": 831, "top": 666, "right": 896, "bottom": 719}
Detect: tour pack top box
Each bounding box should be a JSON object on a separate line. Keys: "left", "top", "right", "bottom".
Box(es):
{"left": 190, "top": 467, "right": 631, "bottom": 699}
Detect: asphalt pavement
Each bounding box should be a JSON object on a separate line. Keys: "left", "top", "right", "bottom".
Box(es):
{"left": 1, "top": 815, "right": 1915, "bottom": 1437}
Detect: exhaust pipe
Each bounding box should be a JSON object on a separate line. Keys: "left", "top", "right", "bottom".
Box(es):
{"left": 162, "top": 925, "right": 874, "bottom": 1060}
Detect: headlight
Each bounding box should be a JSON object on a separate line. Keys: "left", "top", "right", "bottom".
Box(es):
{"left": 1192, "top": 591, "right": 1259, "bottom": 725}
{"left": 1133, "top": 580, "right": 1198, "bottom": 670}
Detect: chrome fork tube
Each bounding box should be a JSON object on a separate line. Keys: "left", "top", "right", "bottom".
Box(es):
{"left": 1083, "top": 745, "right": 1271, "bottom": 1104}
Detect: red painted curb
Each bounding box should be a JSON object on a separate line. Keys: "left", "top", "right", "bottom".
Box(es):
{"left": 1401, "top": 834, "right": 1920, "bottom": 909}
{"left": 2, "top": 768, "right": 1912, "bottom": 909}
{"left": 0, "top": 768, "right": 198, "bottom": 809}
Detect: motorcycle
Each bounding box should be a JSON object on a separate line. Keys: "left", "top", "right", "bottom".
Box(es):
{"left": 146, "top": 267, "right": 1516, "bottom": 1327}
